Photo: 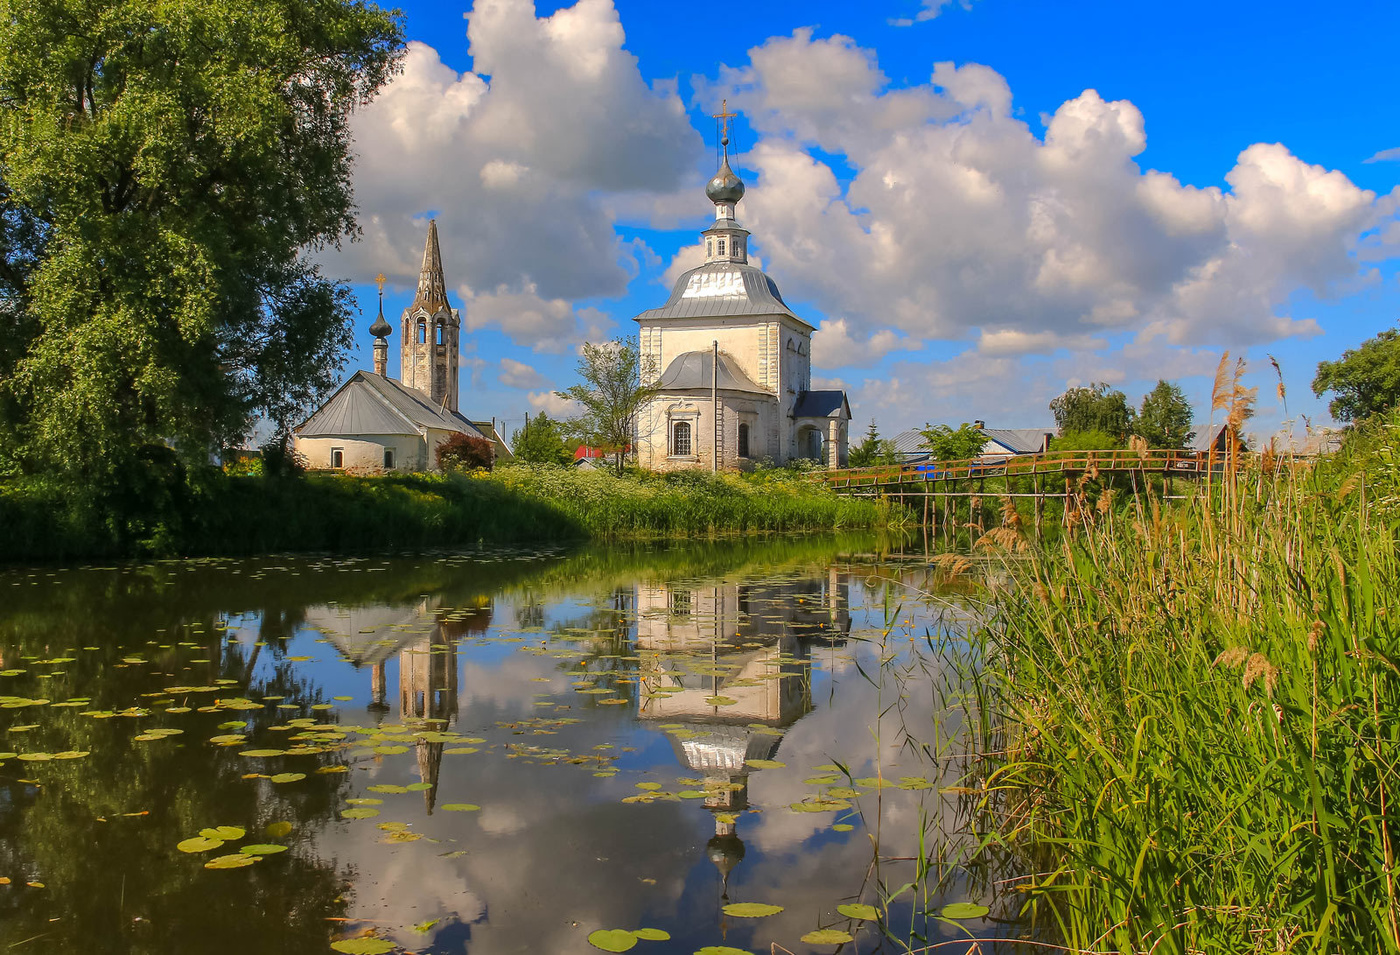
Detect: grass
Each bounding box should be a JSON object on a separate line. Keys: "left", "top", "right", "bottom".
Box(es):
{"left": 0, "top": 462, "right": 901, "bottom": 560}
{"left": 962, "top": 413, "right": 1400, "bottom": 952}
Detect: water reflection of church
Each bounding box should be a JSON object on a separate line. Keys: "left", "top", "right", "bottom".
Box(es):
{"left": 634, "top": 570, "right": 851, "bottom": 894}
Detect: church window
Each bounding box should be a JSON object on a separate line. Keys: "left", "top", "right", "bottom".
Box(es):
{"left": 383, "top": 448, "right": 395, "bottom": 469}
{"left": 417, "top": 321, "right": 426, "bottom": 344}
{"left": 669, "top": 589, "right": 691, "bottom": 617}
{"left": 738, "top": 423, "right": 750, "bottom": 458}
{"left": 330, "top": 448, "right": 344, "bottom": 469}
{"left": 717, "top": 238, "right": 726, "bottom": 256}
{"left": 707, "top": 239, "right": 713, "bottom": 257}
{"left": 435, "top": 322, "right": 444, "bottom": 345}
{"left": 672, "top": 420, "right": 692, "bottom": 457}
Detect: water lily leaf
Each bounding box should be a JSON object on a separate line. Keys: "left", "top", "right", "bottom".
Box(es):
{"left": 832, "top": 823, "right": 854, "bottom": 832}
{"left": 836, "top": 904, "right": 879, "bottom": 920}
{"left": 744, "top": 759, "right": 785, "bottom": 769}
{"left": 16, "top": 753, "right": 52, "bottom": 761}
{"left": 633, "top": 929, "right": 670, "bottom": 940}
{"left": 412, "top": 919, "right": 438, "bottom": 933}
{"left": 800, "top": 930, "right": 854, "bottom": 944}
{"left": 199, "top": 826, "right": 245, "bottom": 841}
{"left": 939, "top": 902, "right": 989, "bottom": 920}
{"left": 587, "top": 929, "right": 637, "bottom": 952}
{"left": 694, "top": 948, "right": 753, "bottom": 955}
{"left": 704, "top": 696, "right": 737, "bottom": 706}
{"left": 270, "top": 773, "right": 305, "bottom": 784}
{"left": 341, "top": 807, "right": 380, "bottom": 819}
{"left": 345, "top": 798, "right": 383, "bottom": 806}
{"left": 177, "top": 836, "right": 224, "bottom": 853}
{"left": 443, "top": 747, "right": 479, "bottom": 755}
{"left": 240, "top": 843, "right": 286, "bottom": 855}
{"left": 635, "top": 782, "right": 662, "bottom": 791}
{"left": 440, "top": 803, "right": 480, "bottom": 812}
{"left": 722, "top": 903, "right": 783, "bottom": 918}
{"left": 330, "top": 939, "right": 396, "bottom": 954}
{"left": 238, "top": 749, "right": 285, "bottom": 758}
{"left": 404, "top": 782, "right": 433, "bottom": 792}
{"left": 204, "top": 853, "right": 258, "bottom": 869}
{"left": 367, "top": 784, "right": 408, "bottom": 794}
{"left": 265, "top": 821, "right": 294, "bottom": 838}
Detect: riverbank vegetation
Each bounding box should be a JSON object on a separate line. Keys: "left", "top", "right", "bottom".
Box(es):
{"left": 0, "top": 463, "right": 898, "bottom": 561}
{"left": 967, "top": 411, "right": 1400, "bottom": 952}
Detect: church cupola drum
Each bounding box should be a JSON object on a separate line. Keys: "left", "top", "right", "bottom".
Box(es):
{"left": 401, "top": 220, "right": 460, "bottom": 413}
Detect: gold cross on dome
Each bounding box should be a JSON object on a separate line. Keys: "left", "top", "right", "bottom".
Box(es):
{"left": 713, "top": 98, "right": 736, "bottom": 145}
{"left": 374, "top": 272, "right": 387, "bottom": 292}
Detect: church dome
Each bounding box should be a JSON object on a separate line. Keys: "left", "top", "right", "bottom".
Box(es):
{"left": 706, "top": 159, "right": 745, "bottom": 204}
{"left": 369, "top": 307, "right": 392, "bottom": 339}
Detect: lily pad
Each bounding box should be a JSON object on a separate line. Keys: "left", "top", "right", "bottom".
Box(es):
{"left": 201, "top": 826, "right": 245, "bottom": 841}
{"left": 744, "top": 759, "right": 785, "bottom": 769}
{"left": 330, "top": 940, "right": 396, "bottom": 954}
{"left": 836, "top": 904, "right": 879, "bottom": 920}
{"left": 238, "top": 749, "right": 285, "bottom": 758}
{"left": 800, "top": 930, "right": 854, "bottom": 944}
{"left": 203, "top": 853, "right": 258, "bottom": 869}
{"left": 587, "top": 929, "right": 638, "bottom": 952}
{"left": 694, "top": 948, "right": 754, "bottom": 955}
{"left": 721, "top": 902, "right": 783, "bottom": 918}
{"left": 341, "top": 807, "right": 380, "bottom": 819}
{"left": 177, "top": 836, "right": 224, "bottom": 853}
{"left": 440, "top": 803, "right": 480, "bottom": 812}
{"left": 367, "top": 784, "right": 408, "bottom": 794}
{"left": 265, "top": 821, "right": 294, "bottom": 838}
{"left": 939, "top": 902, "right": 989, "bottom": 920}
{"left": 239, "top": 844, "right": 287, "bottom": 855}
{"left": 633, "top": 929, "right": 670, "bottom": 940}
{"left": 405, "top": 782, "right": 433, "bottom": 792}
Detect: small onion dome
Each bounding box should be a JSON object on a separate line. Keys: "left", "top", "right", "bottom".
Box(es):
{"left": 706, "top": 158, "right": 745, "bottom": 204}
{"left": 706, "top": 832, "right": 746, "bottom": 879}
{"left": 369, "top": 307, "right": 392, "bottom": 339}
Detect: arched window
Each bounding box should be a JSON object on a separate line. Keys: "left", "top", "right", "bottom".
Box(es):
{"left": 435, "top": 321, "right": 444, "bottom": 345}
{"left": 707, "top": 239, "right": 713, "bottom": 257}
{"left": 737, "top": 423, "right": 750, "bottom": 458}
{"left": 717, "top": 238, "right": 726, "bottom": 256}
{"left": 417, "top": 320, "right": 426, "bottom": 344}
{"left": 672, "top": 420, "right": 692, "bottom": 457}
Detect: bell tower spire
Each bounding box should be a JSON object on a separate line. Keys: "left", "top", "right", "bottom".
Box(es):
{"left": 703, "top": 100, "right": 749, "bottom": 266}
{"left": 400, "top": 219, "right": 460, "bottom": 412}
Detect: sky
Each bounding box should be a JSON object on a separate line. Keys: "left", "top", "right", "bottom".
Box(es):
{"left": 318, "top": 0, "right": 1400, "bottom": 444}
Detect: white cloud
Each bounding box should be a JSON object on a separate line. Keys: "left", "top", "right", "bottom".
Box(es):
{"left": 890, "top": 0, "right": 978, "bottom": 27}
{"left": 332, "top": 0, "right": 700, "bottom": 349}
{"left": 498, "top": 357, "right": 551, "bottom": 390}
{"left": 810, "top": 317, "right": 921, "bottom": 367}
{"left": 527, "top": 390, "right": 580, "bottom": 418}
{"left": 1364, "top": 147, "right": 1400, "bottom": 164}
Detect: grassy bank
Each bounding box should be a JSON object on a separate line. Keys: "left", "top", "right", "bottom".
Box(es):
{"left": 0, "top": 464, "right": 899, "bottom": 561}
{"left": 973, "top": 416, "right": 1400, "bottom": 952}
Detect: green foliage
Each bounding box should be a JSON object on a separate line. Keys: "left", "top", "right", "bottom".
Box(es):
{"left": 848, "top": 420, "right": 899, "bottom": 468}
{"left": 0, "top": 0, "right": 404, "bottom": 482}
{"left": 510, "top": 412, "right": 573, "bottom": 466}
{"left": 918, "top": 423, "right": 985, "bottom": 462}
{"left": 436, "top": 433, "right": 494, "bottom": 471}
{"left": 1047, "top": 428, "right": 1123, "bottom": 451}
{"left": 981, "top": 415, "right": 1400, "bottom": 952}
{"left": 556, "top": 339, "right": 657, "bottom": 474}
{"left": 1133, "top": 379, "right": 1195, "bottom": 448}
{"left": 1312, "top": 327, "right": 1400, "bottom": 422}
{"left": 1049, "top": 382, "right": 1134, "bottom": 441}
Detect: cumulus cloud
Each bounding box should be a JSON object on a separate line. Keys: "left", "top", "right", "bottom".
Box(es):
{"left": 333, "top": 0, "right": 700, "bottom": 349}
{"left": 891, "top": 0, "right": 977, "bottom": 25}
{"left": 527, "top": 390, "right": 580, "bottom": 418}
{"left": 811, "top": 318, "right": 921, "bottom": 366}
{"left": 1364, "top": 147, "right": 1400, "bottom": 164}
{"left": 498, "top": 357, "right": 551, "bottom": 390}
{"left": 694, "top": 31, "right": 1395, "bottom": 367}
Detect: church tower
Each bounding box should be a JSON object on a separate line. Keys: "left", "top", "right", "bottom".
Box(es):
{"left": 400, "top": 220, "right": 460, "bottom": 412}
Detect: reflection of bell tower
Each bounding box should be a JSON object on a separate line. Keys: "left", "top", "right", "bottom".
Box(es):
{"left": 399, "top": 620, "right": 459, "bottom": 813}
{"left": 367, "top": 661, "right": 391, "bottom": 725}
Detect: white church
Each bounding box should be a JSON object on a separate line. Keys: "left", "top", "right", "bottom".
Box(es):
{"left": 633, "top": 138, "right": 850, "bottom": 470}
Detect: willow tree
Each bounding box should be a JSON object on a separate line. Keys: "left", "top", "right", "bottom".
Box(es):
{"left": 0, "top": 0, "right": 403, "bottom": 481}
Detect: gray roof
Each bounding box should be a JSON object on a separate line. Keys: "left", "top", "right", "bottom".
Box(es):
{"left": 636, "top": 262, "right": 812, "bottom": 329}
{"left": 1190, "top": 423, "right": 1228, "bottom": 452}
{"left": 296, "top": 371, "right": 484, "bottom": 438}
{"left": 655, "top": 350, "right": 768, "bottom": 394}
{"left": 791, "top": 391, "right": 850, "bottom": 419}
{"left": 983, "top": 428, "right": 1053, "bottom": 454}
{"left": 892, "top": 429, "right": 927, "bottom": 456}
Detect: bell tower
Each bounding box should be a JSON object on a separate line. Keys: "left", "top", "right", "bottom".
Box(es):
{"left": 400, "top": 219, "right": 460, "bottom": 412}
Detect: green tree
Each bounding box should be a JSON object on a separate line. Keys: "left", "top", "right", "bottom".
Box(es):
{"left": 1134, "top": 380, "right": 1196, "bottom": 448}
{"left": 0, "top": 0, "right": 404, "bottom": 482}
{"left": 556, "top": 339, "right": 657, "bottom": 475}
{"left": 1312, "top": 329, "right": 1400, "bottom": 422}
{"left": 510, "top": 412, "right": 573, "bottom": 466}
{"left": 1049, "top": 383, "right": 1134, "bottom": 443}
{"left": 919, "top": 423, "right": 986, "bottom": 462}
{"left": 847, "top": 420, "right": 898, "bottom": 468}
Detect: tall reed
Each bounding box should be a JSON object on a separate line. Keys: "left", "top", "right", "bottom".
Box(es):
{"left": 974, "top": 413, "right": 1400, "bottom": 952}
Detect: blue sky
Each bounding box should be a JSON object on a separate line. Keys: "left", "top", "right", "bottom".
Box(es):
{"left": 322, "top": 0, "right": 1400, "bottom": 442}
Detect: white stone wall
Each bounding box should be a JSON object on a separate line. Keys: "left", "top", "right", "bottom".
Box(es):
{"left": 636, "top": 393, "right": 779, "bottom": 472}
{"left": 293, "top": 434, "right": 427, "bottom": 472}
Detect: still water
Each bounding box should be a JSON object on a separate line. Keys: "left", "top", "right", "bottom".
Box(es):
{"left": 0, "top": 535, "right": 1015, "bottom": 955}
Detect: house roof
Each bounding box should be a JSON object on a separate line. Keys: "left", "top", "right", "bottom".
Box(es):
{"left": 635, "top": 261, "right": 812, "bottom": 329}
{"left": 654, "top": 350, "right": 769, "bottom": 394}
{"left": 1190, "top": 423, "right": 1228, "bottom": 452}
{"left": 296, "top": 371, "right": 484, "bottom": 438}
{"left": 792, "top": 391, "right": 851, "bottom": 419}
{"left": 982, "top": 428, "right": 1053, "bottom": 454}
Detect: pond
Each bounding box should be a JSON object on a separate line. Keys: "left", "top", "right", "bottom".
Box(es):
{"left": 0, "top": 534, "right": 1022, "bottom": 955}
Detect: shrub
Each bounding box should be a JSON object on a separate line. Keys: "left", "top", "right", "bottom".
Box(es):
{"left": 438, "top": 433, "right": 494, "bottom": 471}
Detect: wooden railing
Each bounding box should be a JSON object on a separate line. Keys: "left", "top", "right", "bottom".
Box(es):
{"left": 823, "top": 448, "right": 1213, "bottom": 489}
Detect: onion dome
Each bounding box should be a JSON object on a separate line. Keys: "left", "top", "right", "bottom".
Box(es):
{"left": 369, "top": 301, "right": 392, "bottom": 339}
{"left": 706, "top": 158, "right": 745, "bottom": 204}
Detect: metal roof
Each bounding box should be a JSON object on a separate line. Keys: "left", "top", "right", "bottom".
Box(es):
{"left": 635, "top": 261, "right": 812, "bottom": 329}
{"left": 296, "top": 371, "right": 485, "bottom": 438}
{"left": 983, "top": 428, "right": 1053, "bottom": 454}
{"left": 655, "top": 350, "right": 768, "bottom": 394}
{"left": 791, "top": 391, "right": 850, "bottom": 419}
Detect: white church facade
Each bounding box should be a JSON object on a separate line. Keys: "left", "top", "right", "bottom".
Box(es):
{"left": 633, "top": 142, "right": 850, "bottom": 470}
{"left": 292, "top": 222, "right": 486, "bottom": 471}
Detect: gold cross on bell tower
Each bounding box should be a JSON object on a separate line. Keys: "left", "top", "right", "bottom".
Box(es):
{"left": 713, "top": 98, "right": 737, "bottom": 160}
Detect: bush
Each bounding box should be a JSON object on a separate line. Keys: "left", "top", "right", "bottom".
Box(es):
{"left": 438, "top": 433, "right": 494, "bottom": 471}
